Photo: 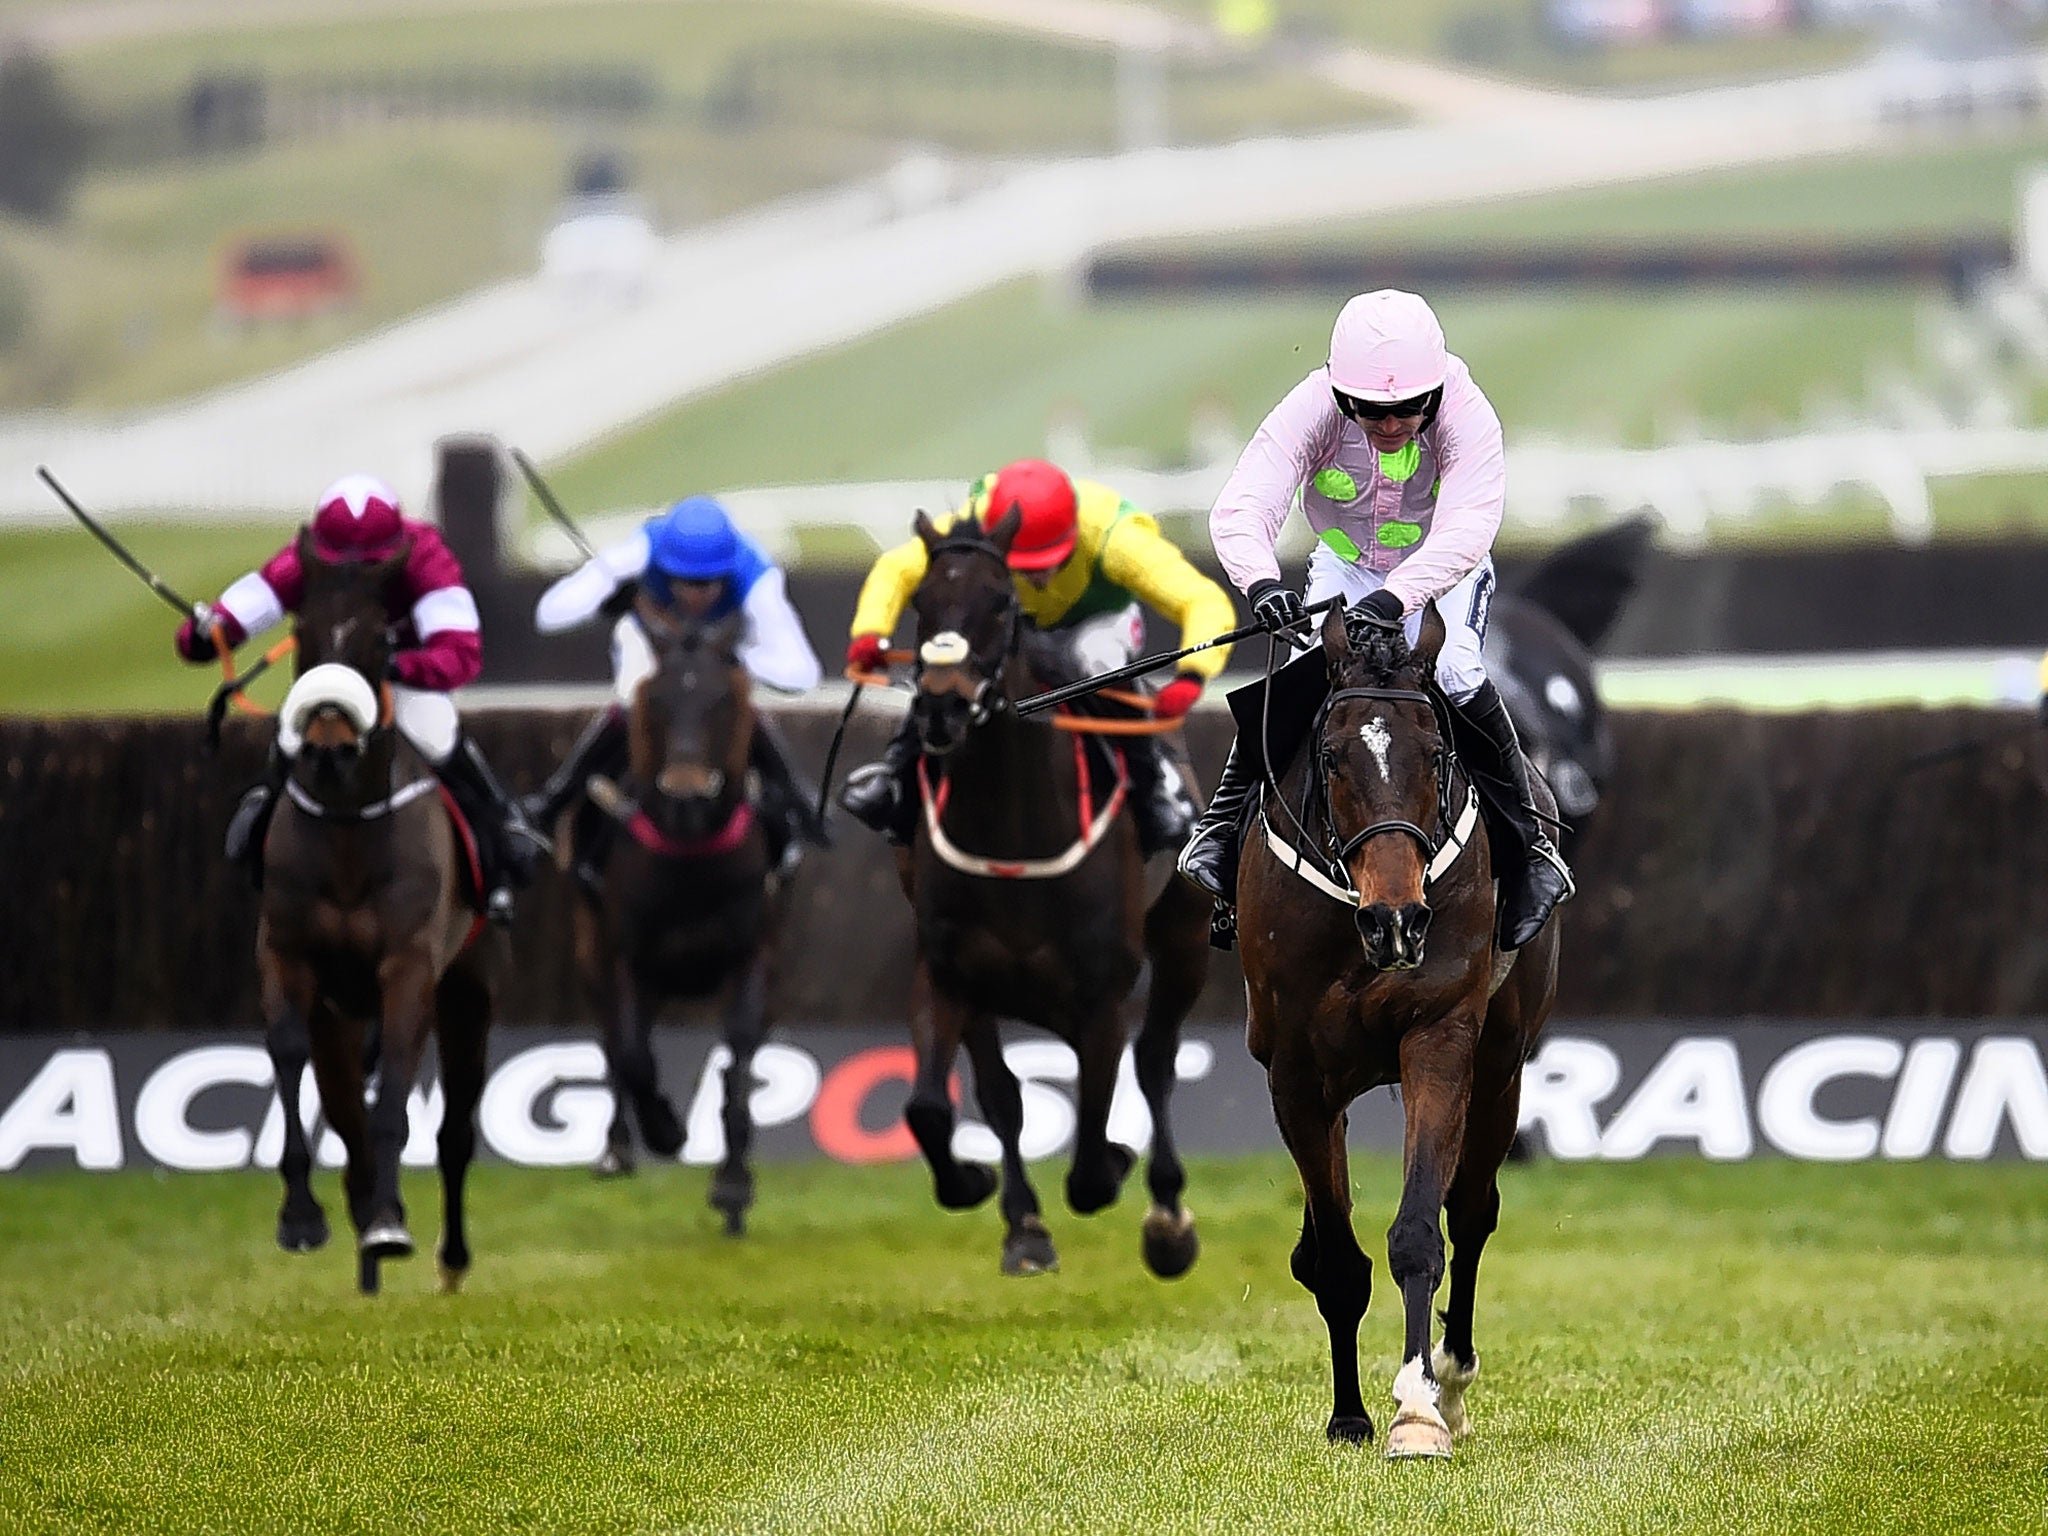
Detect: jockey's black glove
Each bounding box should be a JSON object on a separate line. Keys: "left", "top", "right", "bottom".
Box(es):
{"left": 1247, "top": 580, "right": 1309, "bottom": 636}
{"left": 2038, "top": 692, "right": 2048, "bottom": 728}
{"left": 1354, "top": 588, "right": 1405, "bottom": 627}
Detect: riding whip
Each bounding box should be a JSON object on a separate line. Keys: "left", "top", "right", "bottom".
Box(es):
{"left": 508, "top": 447, "right": 599, "bottom": 564}
{"left": 1015, "top": 596, "right": 1344, "bottom": 718}
{"left": 37, "top": 465, "right": 199, "bottom": 618}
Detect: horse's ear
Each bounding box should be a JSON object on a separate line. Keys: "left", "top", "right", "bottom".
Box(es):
{"left": 986, "top": 501, "right": 1023, "bottom": 556}
{"left": 369, "top": 538, "right": 413, "bottom": 586}
{"left": 913, "top": 509, "right": 941, "bottom": 549}
{"left": 707, "top": 608, "right": 747, "bottom": 656}
{"left": 634, "top": 587, "right": 678, "bottom": 640}
{"left": 1321, "top": 601, "right": 1350, "bottom": 666}
{"left": 1412, "top": 605, "right": 1446, "bottom": 672}
{"left": 296, "top": 524, "right": 319, "bottom": 568}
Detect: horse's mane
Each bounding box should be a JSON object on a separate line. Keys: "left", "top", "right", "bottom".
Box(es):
{"left": 1342, "top": 611, "right": 1416, "bottom": 688}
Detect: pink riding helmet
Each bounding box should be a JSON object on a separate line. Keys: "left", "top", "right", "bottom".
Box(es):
{"left": 1327, "top": 289, "right": 1448, "bottom": 403}
{"left": 310, "top": 473, "right": 406, "bottom": 561}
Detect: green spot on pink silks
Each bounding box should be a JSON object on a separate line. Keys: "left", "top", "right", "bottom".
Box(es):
{"left": 1319, "top": 528, "right": 1363, "bottom": 562}
{"left": 1378, "top": 441, "right": 1422, "bottom": 483}
{"left": 1376, "top": 521, "right": 1422, "bottom": 549}
{"left": 1313, "top": 467, "right": 1359, "bottom": 502}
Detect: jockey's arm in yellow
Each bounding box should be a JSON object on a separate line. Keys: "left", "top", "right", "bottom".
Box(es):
{"left": 839, "top": 460, "right": 1236, "bottom": 855}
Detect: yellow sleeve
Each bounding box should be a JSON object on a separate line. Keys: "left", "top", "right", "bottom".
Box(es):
{"left": 2038, "top": 650, "right": 2048, "bottom": 695}
{"left": 849, "top": 535, "right": 932, "bottom": 640}
{"left": 1096, "top": 509, "right": 1239, "bottom": 681}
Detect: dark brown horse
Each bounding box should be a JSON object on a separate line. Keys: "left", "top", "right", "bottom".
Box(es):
{"left": 563, "top": 598, "right": 783, "bottom": 1235}
{"left": 893, "top": 509, "right": 1213, "bottom": 1277}
{"left": 259, "top": 530, "right": 502, "bottom": 1296}
{"left": 1238, "top": 604, "right": 1560, "bottom": 1458}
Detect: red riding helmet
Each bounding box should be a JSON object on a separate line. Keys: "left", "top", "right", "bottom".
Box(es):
{"left": 976, "top": 459, "right": 1078, "bottom": 573}
{"left": 310, "top": 473, "right": 406, "bottom": 562}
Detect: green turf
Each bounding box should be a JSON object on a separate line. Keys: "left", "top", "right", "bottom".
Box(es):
{"left": 0, "top": 1153, "right": 2042, "bottom": 1532}
{"left": 544, "top": 280, "right": 1927, "bottom": 502}
{"left": 0, "top": 522, "right": 296, "bottom": 716}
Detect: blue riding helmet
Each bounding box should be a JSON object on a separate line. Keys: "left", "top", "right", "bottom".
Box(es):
{"left": 647, "top": 496, "right": 743, "bottom": 580}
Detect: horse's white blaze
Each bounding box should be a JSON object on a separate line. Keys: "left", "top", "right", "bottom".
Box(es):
{"left": 920, "top": 631, "right": 970, "bottom": 667}
{"left": 1360, "top": 716, "right": 1393, "bottom": 782}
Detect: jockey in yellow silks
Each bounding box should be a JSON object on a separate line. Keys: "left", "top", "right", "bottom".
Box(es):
{"left": 838, "top": 458, "right": 1237, "bottom": 856}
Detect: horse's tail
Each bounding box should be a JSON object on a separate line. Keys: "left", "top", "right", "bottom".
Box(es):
{"left": 1508, "top": 512, "right": 1657, "bottom": 653}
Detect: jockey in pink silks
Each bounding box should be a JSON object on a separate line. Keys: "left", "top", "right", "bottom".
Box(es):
{"left": 174, "top": 474, "right": 547, "bottom": 923}
{"left": 1175, "top": 290, "right": 1573, "bottom": 952}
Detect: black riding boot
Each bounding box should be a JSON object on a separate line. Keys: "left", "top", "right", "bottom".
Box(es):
{"left": 224, "top": 740, "right": 289, "bottom": 886}
{"left": 839, "top": 712, "right": 921, "bottom": 846}
{"left": 750, "top": 714, "right": 832, "bottom": 876}
{"left": 1174, "top": 741, "right": 1257, "bottom": 903}
{"left": 439, "top": 733, "right": 551, "bottom": 926}
{"left": 520, "top": 706, "right": 629, "bottom": 830}
{"left": 1450, "top": 681, "right": 1575, "bottom": 951}
{"left": 1123, "top": 734, "right": 1199, "bottom": 859}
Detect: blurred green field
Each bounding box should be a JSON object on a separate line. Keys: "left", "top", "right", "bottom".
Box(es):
{"left": 2, "top": 1153, "right": 2043, "bottom": 1534}
{"left": 0, "top": 0, "right": 1382, "bottom": 410}
{"left": 546, "top": 282, "right": 1929, "bottom": 507}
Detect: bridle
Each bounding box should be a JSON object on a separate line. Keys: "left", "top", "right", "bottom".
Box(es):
{"left": 916, "top": 536, "right": 1024, "bottom": 731}
{"left": 1316, "top": 683, "right": 1461, "bottom": 875}
{"left": 1258, "top": 611, "right": 1477, "bottom": 903}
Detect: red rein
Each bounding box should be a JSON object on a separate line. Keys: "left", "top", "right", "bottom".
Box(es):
{"left": 624, "top": 801, "right": 756, "bottom": 859}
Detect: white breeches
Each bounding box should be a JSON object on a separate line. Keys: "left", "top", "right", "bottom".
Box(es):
{"left": 1304, "top": 546, "right": 1494, "bottom": 702}
{"left": 392, "top": 686, "right": 460, "bottom": 765}
{"left": 612, "top": 614, "right": 658, "bottom": 706}
{"left": 1064, "top": 603, "right": 1144, "bottom": 675}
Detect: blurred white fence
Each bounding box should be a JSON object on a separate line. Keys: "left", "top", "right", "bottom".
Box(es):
{"left": 523, "top": 422, "right": 2048, "bottom": 571}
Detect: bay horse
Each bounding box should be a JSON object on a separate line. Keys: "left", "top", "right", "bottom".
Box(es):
{"left": 563, "top": 597, "right": 783, "bottom": 1236}
{"left": 1238, "top": 603, "right": 1560, "bottom": 1458}
{"left": 893, "top": 508, "right": 1213, "bottom": 1277}
{"left": 259, "top": 529, "right": 502, "bottom": 1296}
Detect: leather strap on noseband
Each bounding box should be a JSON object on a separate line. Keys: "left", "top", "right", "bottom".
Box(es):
{"left": 920, "top": 536, "right": 1023, "bottom": 723}
{"left": 1316, "top": 683, "right": 1462, "bottom": 881}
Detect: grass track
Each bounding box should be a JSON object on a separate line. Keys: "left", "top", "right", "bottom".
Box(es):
{"left": 2, "top": 1154, "right": 2044, "bottom": 1532}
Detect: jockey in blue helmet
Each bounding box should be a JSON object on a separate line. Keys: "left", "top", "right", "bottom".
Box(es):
{"left": 526, "top": 495, "right": 828, "bottom": 878}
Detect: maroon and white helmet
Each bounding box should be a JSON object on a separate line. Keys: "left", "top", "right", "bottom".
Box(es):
{"left": 310, "top": 473, "right": 405, "bottom": 561}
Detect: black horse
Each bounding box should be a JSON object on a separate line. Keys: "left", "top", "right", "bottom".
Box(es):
{"left": 562, "top": 598, "right": 786, "bottom": 1236}
{"left": 1484, "top": 513, "right": 1655, "bottom": 858}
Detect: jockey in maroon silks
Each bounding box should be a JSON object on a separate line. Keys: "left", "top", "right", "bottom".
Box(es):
{"left": 174, "top": 473, "right": 547, "bottom": 923}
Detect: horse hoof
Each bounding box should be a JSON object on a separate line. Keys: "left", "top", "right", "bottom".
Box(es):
{"left": 359, "top": 1221, "right": 415, "bottom": 1261}
{"left": 1140, "top": 1204, "right": 1199, "bottom": 1279}
{"left": 1326, "top": 1414, "right": 1374, "bottom": 1446}
{"left": 641, "top": 1100, "right": 684, "bottom": 1159}
{"left": 1432, "top": 1345, "right": 1479, "bottom": 1441}
{"left": 594, "top": 1146, "right": 636, "bottom": 1179}
{"left": 936, "top": 1162, "right": 998, "bottom": 1211}
{"left": 276, "top": 1206, "right": 330, "bottom": 1253}
{"left": 1001, "top": 1217, "right": 1059, "bottom": 1277}
{"left": 438, "top": 1260, "right": 467, "bottom": 1295}
{"left": 1385, "top": 1409, "right": 1454, "bottom": 1461}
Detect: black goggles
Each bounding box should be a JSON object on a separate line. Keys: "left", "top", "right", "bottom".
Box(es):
{"left": 1333, "top": 386, "right": 1437, "bottom": 422}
